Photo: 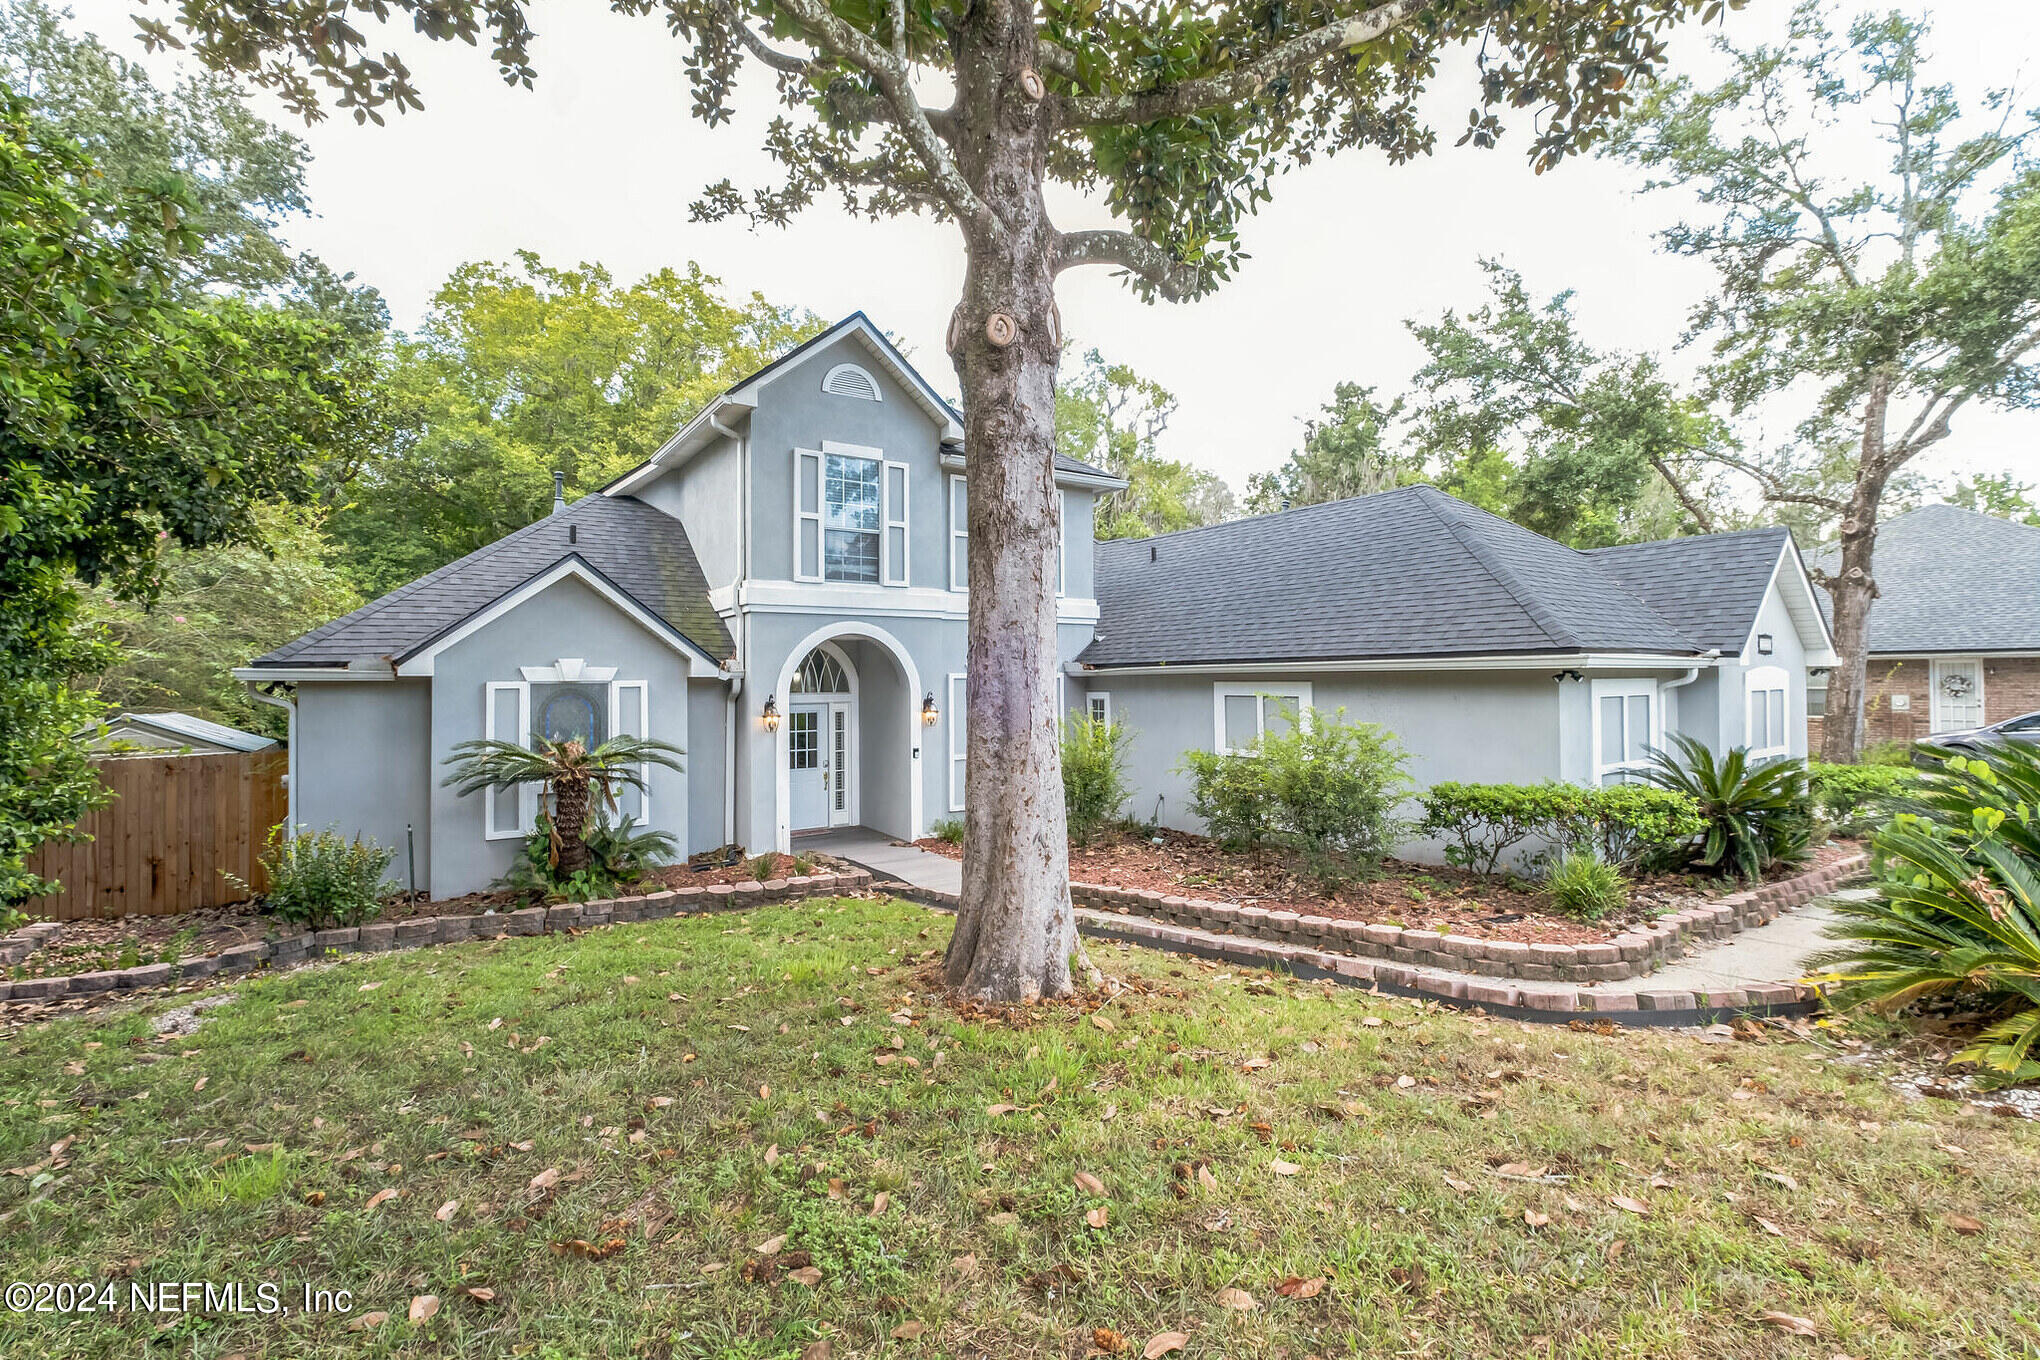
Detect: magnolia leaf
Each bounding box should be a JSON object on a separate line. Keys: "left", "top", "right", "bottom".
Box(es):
{"left": 1142, "top": 1333, "right": 1189, "bottom": 1359}
{"left": 1217, "top": 1286, "right": 1258, "bottom": 1310}
{"left": 408, "top": 1295, "right": 439, "bottom": 1324}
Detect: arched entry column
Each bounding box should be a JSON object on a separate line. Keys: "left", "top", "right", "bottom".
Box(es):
{"left": 770, "top": 621, "right": 925, "bottom": 852}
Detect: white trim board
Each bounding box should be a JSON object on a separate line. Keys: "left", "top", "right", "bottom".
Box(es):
{"left": 733, "top": 578, "right": 1099, "bottom": 623}
{"left": 1083, "top": 652, "right": 1713, "bottom": 678}
{"left": 392, "top": 557, "right": 725, "bottom": 679}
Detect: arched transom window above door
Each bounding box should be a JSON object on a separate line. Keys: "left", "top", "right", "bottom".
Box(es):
{"left": 790, "top": 648, "right": 850, "bottom": 695}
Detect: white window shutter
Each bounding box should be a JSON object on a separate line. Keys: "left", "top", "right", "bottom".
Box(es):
{"left": 948, "top": 672, "right": 968, "bottom": 811}
{"left": 948, "top": 475, "right": 968, "bottom": 591}
{"left": 609, "top": 680, "right": 650, "bottom": 824}
{"left": 883, "top": 460, "right": 909, "bottom": 586}
{"left": 793, "top": 449, "right": 823, "bottom": 582}
{"left": 483, "top": 681, "right": 531, "bottom": 839}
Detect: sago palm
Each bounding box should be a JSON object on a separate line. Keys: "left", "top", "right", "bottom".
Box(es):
{"left": 1637, "top": 733, "right": 1810, "bottom": 882}
{"left": 443, "top": 733, "right": 684, "bottom": 875}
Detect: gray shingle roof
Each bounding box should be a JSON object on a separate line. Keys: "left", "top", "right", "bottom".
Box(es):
{"left": 1586, "top": 527, "right": 1792, "bottom": 653}
{"left": 251, "top": 495, "right": 732, "bottom": 668}
{"left": 1081, "top": 484, "right": 1704, "bottom": 668}
{"left": 1810, "top": 503, "right": 2040, "bottom": 653}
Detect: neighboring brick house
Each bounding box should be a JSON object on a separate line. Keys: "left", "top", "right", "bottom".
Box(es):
{"left": 1809, "top": 503, "right": 2040, "bottom": 750}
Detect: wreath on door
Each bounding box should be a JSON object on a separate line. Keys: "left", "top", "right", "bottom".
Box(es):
{"left": 1939, "top": 672, "right": 1975, "bottom": 699}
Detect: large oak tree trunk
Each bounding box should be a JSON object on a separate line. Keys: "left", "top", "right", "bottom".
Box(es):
{"left": 940, "top": 1, "right": 1077, "bottom": 1000}
{"left": 1818, "top": 374, "right": 1892, "bottom": 765}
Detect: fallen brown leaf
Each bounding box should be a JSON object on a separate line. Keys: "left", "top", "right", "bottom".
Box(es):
{"left": 346, "top": 1311, "right": 389, "bottom": 1331}
{"left": 1085, "top": 1206, "right": 1109, "bottom": 1229}
{"left": 1269, "top": 1158, "right": 1300, "bottom": 1177}
{"left": 1945, "top": 1213, "right": 1985, "bottom": 1236}
{"left": 1075, "top": 1170, "right": 1107, "bottom": 1196}
{"left": 1217, "top": 1286, "right": 1258, "bottom": 1311}
{"left": 1608, "top": 1195, "right": 1649, "bottom": 1215}
{"left": 1523, "top": 1210, "right": 1550, "bottom": 1228}
{"left": 1756, "top": 1310, "right": 1818, "bottom": 1337}
{"left": 1142, "top": 1333, "right": 1189, "bottom": 1359}
{"left": 364, "top": 1188, "right": 398, "bottom": 1211}
{"left": 891, "top": 1321, "right": 927, "bottom": 1341}
{"left": 434, "top": 1199, "right": 460, "bottom": 1222}
{"left": 407, "top": 1294, "right": 439, "bottom": 1324}
{"left": 1274, "top": 1275, "right": 1325, "bottom": 1299}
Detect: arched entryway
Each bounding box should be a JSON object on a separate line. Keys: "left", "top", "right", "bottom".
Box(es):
{"left": 771, "top": 622, "right": 924, "bottom": 851}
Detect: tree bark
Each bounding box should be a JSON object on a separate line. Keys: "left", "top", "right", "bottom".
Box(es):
{"left": 940, "top": 0, "right": 1077, "bottom": 1001}
{"left": 1818, "top": 371, "right": 1892, "bottom": 765}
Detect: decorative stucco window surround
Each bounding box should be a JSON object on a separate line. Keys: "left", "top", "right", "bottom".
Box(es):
{"left": 481, "top": 661, "right": 652, "bottom": 841}
{"left": 1212, "top": 683, "right": 1314, "bottom": 756}
{"left": 1590, "top": 678, "right": 1660, "bottom": 785}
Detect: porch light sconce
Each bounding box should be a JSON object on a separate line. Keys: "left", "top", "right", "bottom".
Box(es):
{"left": 921, "top": 692, "right": 940, "bottom": 726}
{"left": 1553, "top": 669, "right": 1584, "bottom": 684}
{"left": 1757, "top": 633, "right": 1775, "bottom": 655}
{"left": 761, "top": 696, "right": 780, "bottom": 731}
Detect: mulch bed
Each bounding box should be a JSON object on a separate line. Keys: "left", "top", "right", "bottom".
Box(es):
{"left": 10, "top": 852, "right": 848, "bottom": 981}
{"left": 911, "top": 827, "right": 1862, "bottom": 946}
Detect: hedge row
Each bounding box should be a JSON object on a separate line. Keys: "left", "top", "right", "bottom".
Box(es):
{"left": 1417, "top": 782, "right": 1705, "bottom": 878}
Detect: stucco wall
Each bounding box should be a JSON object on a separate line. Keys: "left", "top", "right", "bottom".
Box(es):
{"left": 295, "top": 679, "right": 432, "bottom": 892}
{"left": 636, "top": 434, "right": 742, "bottom": 591}
{"left": 427, "top": 574, "right": 694, "bottom": 897}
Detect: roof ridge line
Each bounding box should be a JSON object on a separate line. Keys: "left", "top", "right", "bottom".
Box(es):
{"left": 1410, "top": 488, "right": 1584, "bottom": 652}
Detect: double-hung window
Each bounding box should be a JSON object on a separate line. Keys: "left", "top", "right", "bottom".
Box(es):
{"left": 1745, "top": 666, "right": 1789, "bottom": 758}
{"left": 1213, "top": 683, "right": 1312, "bottom": 755}
{"left": 795, "top": 442, "right": 909, "bottom": 584}
{"left": 823, "top": 451, "right": 881, "bottom": 582}
{"left": 1591, "top": 679, "right": 1659, "bottom": 784}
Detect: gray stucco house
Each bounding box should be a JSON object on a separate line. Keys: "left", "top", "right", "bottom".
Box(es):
{"left": 237, "top": 312, "right": 1837, "bottom": 896}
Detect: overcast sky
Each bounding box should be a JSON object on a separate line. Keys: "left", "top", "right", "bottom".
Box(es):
{"left": 56, "top": 0, "right": 2040, "bottom": 499}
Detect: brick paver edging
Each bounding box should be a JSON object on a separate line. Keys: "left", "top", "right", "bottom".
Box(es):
{"left": 0, "top": 870, "right": 875, "bottom": 1006}
{"left": 1065, "top": 851, "right": 1869, "bottom": 984}
{"left": 876, "top": 874, "right": 1854, "bottom": 1028}
{"left": 0, "top": 920, "right": 64, "bottom": 968}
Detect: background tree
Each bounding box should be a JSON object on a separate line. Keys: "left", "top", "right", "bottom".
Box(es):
{"left": 1605, "top": 5, "right": 2040, "bottom": 761}
{"left": 143, "top": 0, "right": 1729, "bottom": 1000}
{"left": 333, "top": 254, "right": 815, "bottom": 595}
{"left": 82, "top": 504, "right": 362, "bottom": 736}
{"left": 1245, "top": 383, "right": 1420, "bottom": 514}
{"left": 1945, "top": 469, "right": 2040, "bottom": 526}
{"left": 1056, "top": 347, "right": 1234, "bottom": 539}
{"left": 1406, "top": 262, "right": 1732, "bottom": 546}
{"left": 0, "top": 93, "right": 380, "bottom": 907}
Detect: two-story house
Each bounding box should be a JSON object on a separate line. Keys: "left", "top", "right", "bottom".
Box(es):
{"left": 238, "top": 311, "right": 1837, "bottom": 898}
{"left": 235, "top": 313, "right": 1122, "bottom": 896}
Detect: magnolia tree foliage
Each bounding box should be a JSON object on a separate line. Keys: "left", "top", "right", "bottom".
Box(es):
{"left": 139, "top": 0, "right": 1734, "bottom": 998}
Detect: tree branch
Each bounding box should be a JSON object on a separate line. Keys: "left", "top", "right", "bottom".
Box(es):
{"left": 1062, "top": 0, "right": 1424, "bottom": 126}
{"left": 1648, "top": 455, "right": 1718, "bottom": 533}
{"left": 1702, "top": 447, "right": 1846, "bottom": 513}
{"left": 1052, "top": 229, "right": 1204, "bottom": 302}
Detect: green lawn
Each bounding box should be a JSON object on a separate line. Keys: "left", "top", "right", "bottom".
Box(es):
{"left": 1, "top": 896, "right": 2033, "bottom": 1359}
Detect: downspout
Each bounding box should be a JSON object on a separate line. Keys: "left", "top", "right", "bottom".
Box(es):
{"left": 244, "top": 680, "right": 297, "bottom": 838}
{"left": 1659, "top": 651, "right": 1716, "bottom": 738}
{"left": 723, "top": 672, "right": 743, "bottom": 847}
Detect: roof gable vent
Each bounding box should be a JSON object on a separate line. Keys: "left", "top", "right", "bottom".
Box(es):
{"left": 822, "top": 362, "right": 882, "bottom": 402}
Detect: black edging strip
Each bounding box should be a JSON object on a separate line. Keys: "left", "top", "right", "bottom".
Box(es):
{"left": 862, "top": 878, "right": 1826, "bottom": 1030}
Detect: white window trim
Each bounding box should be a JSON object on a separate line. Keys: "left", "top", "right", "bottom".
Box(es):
{"left": 1590, "top": 678, "right": 1661, "bottom": 785}
{"left": 882, "top": 458, "right": 910, "bottom": 587}
{"left": 1212, "top": 683, "right": 1313, "bottom": 756}
{"left": 815, "top": 440, "right": 886, "bottom": 587}
{"left": 1744, "top": 664, "right": 1790, "bottom": 758}
{"left": 1929, "top": 656, "right": 1987, "bottom": 735}
{"left": 1088, "top": 691, "right": 1112, "bottom": 727}
{"left": 947, "top": 474, "right": 968, "bottom": 592}
{"left": 793, "top": 448, "right": 823, "bottom": 583}
{"left": 947, "top": 671, "right": 967, "bottom": 812}
{"left": 608, "top": 679, "right": 650, "bottom": 825}
{"left": 821, "top": 362, "right": 882, "bottom": 401}
{"left": 483, "top": 681, "right": 533, "bottom": 841}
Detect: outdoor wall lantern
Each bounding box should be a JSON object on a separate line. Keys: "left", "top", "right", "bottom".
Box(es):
{"left": 1553, "top": 669, "right": 1584, "bottom": 684}
{"left": 762, "top": 696, "right": 780, "bottom": 731}
{"left": 1757, "top": 633, "right": 1775, "bottom": 655}
{"left": 921, "top": 692, "right": 940, "bottom": 726}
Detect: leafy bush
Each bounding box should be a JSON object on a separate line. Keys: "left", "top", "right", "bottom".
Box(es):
{"left": 499, "top": 811, "right": 676, "bottom": 902}
{"left": 1808, "top": 761, "right": 1919, "bottom": 836}
{"left": 0, "top": 905, "right": 28, "bottom": 935}
{"left": 1181, "top": 709, "right": 1412, "bottom": 881}
{"left": 1418, "top": 781, "right": 1703, "bottom": 877}
{"left": 1638, "top": 735, "right": 1812, "bottom": 881}
{"left": 1545, "top": 850, "right": 1628, "bottom": 921}
{"left": 1060, "top": 713, "right": 1133, "bottom": 846}
{"left": 1860, "top": 739, "right": 1915, "bottom": 767}
{"left": 245, "top": 826, "right": 393, "bottom": 930}
{"left": 1420, "top": 783, "right": 1578, "bottom": 877}
{"left": 1815, "top": 745, "right": 2040, "bottom": 1088}
{"left": 931, "top": 817, "right": 965, "bottom": 846}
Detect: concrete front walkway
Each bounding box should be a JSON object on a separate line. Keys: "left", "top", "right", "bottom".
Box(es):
{"left": 809, "top": 827, "right": 1856, "bottom": 1007}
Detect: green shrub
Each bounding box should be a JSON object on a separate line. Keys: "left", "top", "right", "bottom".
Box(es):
{"left": 1814, "top": 744, "right": 2040, "bottom": 1088}
{"left": 1060, "top": 713, "right": 1133, "bottom": 846}
{"left": 1545, "top": 850, "right": 1628, "bottom": 921}
{"left": 0, "top": 905, "right": 28, "bottom": 935}
{"left": 1638, "top": 735, "right": 1811, "bottom": 881}
{"left": 1807, "top": 761, "right": 1918, "bottom": 835}
{"left": 1420, "top": 783, "right": 1577, "bottom": 877}
{"left": 931, "top": 817, "right": 965, "bottom": 845}
{"left": 1181, "top": 709, "right": 1412, "bottom": 881}
{"left": 1860, "top": 739, "right": 1915, "bottom": 767}
{"left": 1418, "top": 781, "right": 1702, "bottom": 877}
{"left": 245, "top": 826, "right": 393, "bottom": 930}
{"left": 499, "top": 811, "right": 676, "bottom": 902}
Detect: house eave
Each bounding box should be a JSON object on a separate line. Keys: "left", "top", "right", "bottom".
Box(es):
{"left": 1073, "top": 650, "right": 1716, "bottom": 677}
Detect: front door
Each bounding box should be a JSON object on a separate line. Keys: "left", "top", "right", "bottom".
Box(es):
{"left": 1930, "top": 658, "right": 1985, "bottom": 733}
{"left": 789, "top": 700, "right": 853, "bottom": 830}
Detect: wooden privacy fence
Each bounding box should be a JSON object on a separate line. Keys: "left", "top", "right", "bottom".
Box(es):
{"left": 24, "top": 750, "right": 288, "bottom": 920}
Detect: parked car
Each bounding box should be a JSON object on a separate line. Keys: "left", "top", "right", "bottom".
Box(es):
{"left": 1917, "top": 709, "right": 2040, "bottom": 760}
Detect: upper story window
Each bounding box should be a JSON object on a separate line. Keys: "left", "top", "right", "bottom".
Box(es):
{"left": 824, "top": 452, "right": 881, "bottom": 582}
{"left": 822, "top": 363, "right": 882, "bottom": 401}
